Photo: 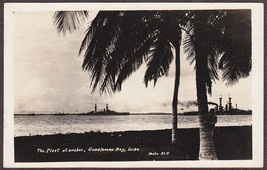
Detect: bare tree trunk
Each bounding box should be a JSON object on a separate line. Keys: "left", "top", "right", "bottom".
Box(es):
{"left": 197, "top": 87, "right": 217, "bottom": 160}
{"left": 171, "top": 44, "right": 180, "bottom": 144}
{"left": 195, "top": 40, "right": 218, "bottom": 160}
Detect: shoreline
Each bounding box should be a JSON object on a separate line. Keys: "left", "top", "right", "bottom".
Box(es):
{"left": 14, "top": 125, "right": 252, "bottom": 138}
{"left": 14, "top": 112, "right": 252, "bottom": 116}
{"left": 15, "top": 126, "right": 252, "bottom": 162}
{"left": 14, "top": 125, "right": 252, "bottom": 137}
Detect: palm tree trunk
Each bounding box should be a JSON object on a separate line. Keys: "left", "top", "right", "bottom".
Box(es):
{"left": 171, "top": 44, "right": 180, "bottom": 144}
{"left": 195, "top": 46, "right": 218, "bottom": 160}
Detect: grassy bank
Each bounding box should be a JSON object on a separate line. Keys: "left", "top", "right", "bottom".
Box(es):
{"left": 14, "top": 126, "right": 251, "bottom": 162}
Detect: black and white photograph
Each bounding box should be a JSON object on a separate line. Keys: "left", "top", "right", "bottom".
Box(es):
{"left": 3, "top": 2, "right": 264, "bottom": 168}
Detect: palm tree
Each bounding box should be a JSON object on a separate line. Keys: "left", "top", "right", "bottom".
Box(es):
{"left": 182, "top": 10, "right": 251, "bottom": 160}
{"left": 53, "top": 10, "right": 251, "bottom": 160}
{"left": 53, "top": 11, "right": 186, "bottom": 144}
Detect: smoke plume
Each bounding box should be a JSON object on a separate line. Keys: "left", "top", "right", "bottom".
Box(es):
{"left": 208, "top": 102, "right": 218, "bottom": 106}
{"left": 178, "top": 101, "right": 198, "bottom": 108}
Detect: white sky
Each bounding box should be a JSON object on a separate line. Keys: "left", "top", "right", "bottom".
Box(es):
{"left": 13, "top": 11, "right": 252, "bottom": 113}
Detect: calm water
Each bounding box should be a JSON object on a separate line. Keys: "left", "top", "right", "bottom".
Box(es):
{"left": 14, "top": 114, "right": 252, "bottom": 137}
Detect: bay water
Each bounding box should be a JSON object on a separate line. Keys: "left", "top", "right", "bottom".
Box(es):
{"left": 14, "top": 114, "right": 252, "bottom": 137}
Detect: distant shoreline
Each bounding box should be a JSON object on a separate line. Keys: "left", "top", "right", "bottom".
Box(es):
{"left": 14, "top": 113, "right": 172, "bottom": 116}
{"left": 14, "top": 111, "right": 252, "bottom": 116}
{"left": 14, "top": 126, "right": 252, "bottom": 162}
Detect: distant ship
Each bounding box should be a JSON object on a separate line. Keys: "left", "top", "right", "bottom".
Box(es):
{"left": 181, "top": 96, "right": 252, "bottom": 115}
{"left": 53, "top": 110, "right": 65, "bottom": 116}
{"left": 86, "top": 110, "right": 129, "bottom": 115}
{"left": 24, "top": 111, "right": 36, "bottom": 116}
{"left": 53, "top": 113, "right": 65, "bottom": 116}
{"left": 78, "top": 103, "right": 129, "bottom": 116}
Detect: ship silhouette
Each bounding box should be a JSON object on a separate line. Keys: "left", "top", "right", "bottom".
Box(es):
{"left": 79, "top": 103, "right": 129, "bottom": 116}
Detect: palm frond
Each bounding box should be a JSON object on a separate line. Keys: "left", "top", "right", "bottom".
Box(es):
{"left": 114, "top": 34, "right": 158, "bottom": 91}
{"left": 113, "top": 11, "right": 160, "bottom": 91}
{"left": 217, "top": 10, "right": 251, "bottom": 85}
{"left": 53, "top": 11, "right": 89, "bottom": 35}
{"left": 181, "top": 12, "right": 196, "bottom": 66}
{"left": 144, "top": 35, "right": 174, "bottom": 86}
{"left": 185, "top": 10, "right": 225, "bottom": 95}
{"left": 81, "top": 11, "right": 124, "bottom": 92}
{"left": 81, "top": 11, "right": 162, "bottom": 93}
{"left": 182, "top": 30, "right": 196, "bottom": 65}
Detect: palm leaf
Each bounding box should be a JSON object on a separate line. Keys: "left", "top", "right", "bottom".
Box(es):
{"left": 217, "top": 10, "right": 251, "bottom": 85}
{"left": 144, "top": 33, "right": 174, "bottom": 86}
{"left": 81, "top": 11, "right": 124, "bottom": 92}
{"left": 113, "top": 11, "right": 161, "bottom": 91}
{"left": 53, "top": 11, "right": 89, "bottom": 35}
{"left": 183, "top": 10, "right": 225, "bottom": 95}
{"left": 81, "top": 11, "right": 161, "bottom": 93}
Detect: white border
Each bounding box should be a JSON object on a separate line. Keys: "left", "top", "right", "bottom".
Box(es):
{"left": 4, "top": 2, "right": 264, "bottom": 168}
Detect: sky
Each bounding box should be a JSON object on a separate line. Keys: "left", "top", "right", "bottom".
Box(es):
{"left": 13, "top": 11, "right": 252, "bottom": 113}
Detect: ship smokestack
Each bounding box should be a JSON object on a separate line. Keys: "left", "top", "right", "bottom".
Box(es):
{"left": 95, "top": 103, "right": 97, "bottom": 113}
{"left": 219, "top": 96, "right": 223, "bottom": 112}
{"left": 229, "top": 97, "right": 232, "bottom": 112}
{"left": 106, "top": 103, "right": 109, "bottom": 111}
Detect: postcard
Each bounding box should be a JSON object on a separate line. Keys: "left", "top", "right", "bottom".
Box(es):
{"left": 3, "top": 2, "right": 264, "bottom": 168}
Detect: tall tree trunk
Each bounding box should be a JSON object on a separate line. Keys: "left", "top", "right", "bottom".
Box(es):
{"left": 171, "top": 44, "right": 180, "bottom": 144}
{"left": 195, "top": 39, "right": 218, "bottom": 160}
